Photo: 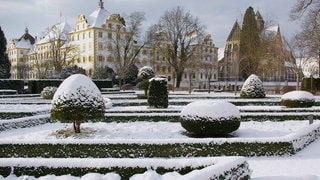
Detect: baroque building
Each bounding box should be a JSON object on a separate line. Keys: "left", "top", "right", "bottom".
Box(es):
{"left": 7, "top": 0, "right": 218, "bottom": 90}
{"left": 218, "top": 10, "right": 296, "bottom": 85}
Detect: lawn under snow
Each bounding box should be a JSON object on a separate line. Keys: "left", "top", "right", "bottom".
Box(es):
{"left": 0, "top": 120, "right": 316, "bottom": 142}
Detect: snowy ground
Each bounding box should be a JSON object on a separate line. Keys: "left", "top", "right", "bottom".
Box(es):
{"left": 1, "top": 91, "right": 320, "bottom": 179}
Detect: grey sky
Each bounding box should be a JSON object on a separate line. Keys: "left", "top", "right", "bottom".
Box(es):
{"left": 0, "top": 0, "right": 300, "bottom": 48}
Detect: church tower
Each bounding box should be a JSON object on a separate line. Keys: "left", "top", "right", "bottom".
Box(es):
{"left": 255, "top": 10, "right": 265, "bottom": 32}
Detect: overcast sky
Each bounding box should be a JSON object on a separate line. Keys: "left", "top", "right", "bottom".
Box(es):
{"left": 0, "top": 0, "right": 301, "bottom": 48}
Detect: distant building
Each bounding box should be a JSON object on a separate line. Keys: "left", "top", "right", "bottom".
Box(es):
{"left": 218, "top": 10, "right": 296, "bottom": 84}
{"left": 7, "top": 0, "right": 219, "bottom": 90}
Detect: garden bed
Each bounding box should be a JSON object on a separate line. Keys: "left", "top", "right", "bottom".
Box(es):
{"left": 0, "top": 157, "right": 250, "bottom": 179}
{"left": 0, "top": 121, "right": 319, "bottom": 158}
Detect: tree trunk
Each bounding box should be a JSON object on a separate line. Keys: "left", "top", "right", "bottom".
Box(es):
{"left": 296, "top": 72, "right": 300, "bottom": 90}
{"left": 175, "top": 71, "right": 183, "bottom": 88}
{"left": 73, "top": 121, "right": 81, "bottom": 133}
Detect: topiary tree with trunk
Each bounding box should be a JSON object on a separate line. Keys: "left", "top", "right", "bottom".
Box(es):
{"left": 50, "top": 74, "right": 105, "bottom": 133}
{"left": 136, "top": 66, "right": 155, "bottom": 97}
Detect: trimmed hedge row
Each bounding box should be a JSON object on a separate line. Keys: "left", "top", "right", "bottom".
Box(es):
{"left": 0, "top": 157, "right": 251, "bottom": 179}
{"left": 0, "top": 140, "right": 295, "bottom": 158}
{"left": 28, "top": 79, "right": 113, "bottom": 94}
{"left": 0, "top": 112, "right": 35, "bottom": 119}
{"left": 0, "top": 79, "right": 25, "bottom": 94}
{"left": 103, "top": 112, "right": 320, "bottom": 123}
{"left": 0, "top": 114, "right": 50, "bottom": 132}
{"left": 112, "top": 100, "right": 283, "bottom": 107}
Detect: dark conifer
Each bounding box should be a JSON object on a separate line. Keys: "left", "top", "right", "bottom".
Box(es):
{"left": 0, "top": 26, "right": 11, "bottom": 79}
{"left": 239, "top": 7, "right": 261, "bottom": 79}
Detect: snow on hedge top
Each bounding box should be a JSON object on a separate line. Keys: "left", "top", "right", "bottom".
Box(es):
{"left": 281, "top": 90, "right": 314, "bottom": 101}
{"left": 240, "top": 74, "right": 265, "bottom": 98}
{"left": 181, "top": 100, "right": 240, "bottom": 120}
{"left": 52, "top": 74, "right": 104, "bottom": 107}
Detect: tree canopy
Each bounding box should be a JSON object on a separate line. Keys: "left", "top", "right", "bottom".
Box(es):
{"left": 239, "top": 7, "right": 261, "bottom": 79}
{"left": 0, "top": 26, "right": 11, "bottom": 79}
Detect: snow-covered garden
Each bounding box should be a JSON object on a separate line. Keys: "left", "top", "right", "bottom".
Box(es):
{"left": 1, "top": 74, "right": 320, "bottom": 179}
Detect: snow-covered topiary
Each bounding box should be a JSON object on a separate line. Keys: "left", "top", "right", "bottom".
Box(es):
{"left": 180, "top": 100, "right": 241, "bottom": 137}
{"left": 137, "top": 66, "right": 155, "bottom": 80}
{"left": 50, "top": 74, "right": 105, "bottom": 133}
{"left": 240, "top": 74, "right": 266, "bottom": 98}
{"left": 281, "top": 90, "right": 315, "bottom": 108}
{"left": 40, "top": 86, "right": 57, "bottom": 99}
{"left": 148, "top": 77, "right": 168, "bottom": 108}
{"left": 136, "top": 66, "right": 155, "bottom": 97}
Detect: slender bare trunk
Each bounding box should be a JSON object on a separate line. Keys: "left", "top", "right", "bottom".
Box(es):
{"left": 73, "top": 121, "right": 81, "bottom": 133}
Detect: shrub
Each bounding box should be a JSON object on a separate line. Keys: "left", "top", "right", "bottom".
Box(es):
{"left": 50, "top": 74, "right": 105, "bottom": 133}
{"left": 281, "top": 90, "right": 315, "bottom": 108}
{"left": 148, "top": 77, "right": 168, "bottom": 108}
{"left": 180, "top": 100, "right": 241, "bottom": 137}
{"left": 136, "top": 66, "right": 155, "bottom": 96}
{"left": 40, "top": 86, "right": 57, "bottom": 99}
{"left": 240, "top": 74, "right": 265, "bottom": 98}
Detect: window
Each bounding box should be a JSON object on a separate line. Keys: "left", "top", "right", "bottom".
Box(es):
{"left": 107, "top": 43, "right": 112, "bottom": 51}
{"left": 98, "top": 43, "right": 103, "bottom": 50}
{"left": 98, "top": 55, "right": 103, "bottom": 61}
{"left": 108, "top": 33, "right": 112, "bottom": 39}
{"left": 162, "top": 66, "right": 166, "bottom": 73}
{"left": 98, "top": 31, "right": 103, "bottom": 38}
{"left": 83, "top": 33, "right": 85, "bottom": 39}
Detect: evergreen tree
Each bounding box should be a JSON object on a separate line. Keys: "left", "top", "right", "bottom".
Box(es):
{"left": 239, "top": 7, "right": 261, "bottom": 79}
{"left": 0, "top": 26, "right": 11, "bottom": 79}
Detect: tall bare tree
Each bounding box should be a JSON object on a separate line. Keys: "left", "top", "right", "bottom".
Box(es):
{"left": 147, "top": 6, "right": 205, "bottom": 88}
{"left": 109, "top": 12, "right": 146, "bottom": 88}
{"left": 291, "top": 0, "right": 320, "bottom": 58}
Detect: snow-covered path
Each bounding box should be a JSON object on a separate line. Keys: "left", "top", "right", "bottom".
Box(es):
{"left": 249, "top": 137, "right": 320, "bottom": 179}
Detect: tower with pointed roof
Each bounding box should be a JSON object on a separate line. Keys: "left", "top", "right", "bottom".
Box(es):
{"left": 219, "top": 8, "right": 296, "bottom": 86}
{"left": 7, "top": 27, "right": 35, "bottom": 79}
{"left": 219, "top": 21, "right": 241, "bottom": 83}
{"left": 255, "top": 10, "right": 265, "bottom": 32}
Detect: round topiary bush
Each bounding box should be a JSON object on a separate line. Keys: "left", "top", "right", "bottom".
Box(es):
{"left": 50, "top": 74, "right": 105, "bottom": 133}
{"left": 281, "top": 90, "right": 315, "bottom": 108}
{"left": 180, "top": 100, "right": 241, "bottom": 137}
{"left": 40, "top": 86, "right": 57, "bottom": 99}
{"left": 240, "top": 74, "right": 266, "bottom": 98}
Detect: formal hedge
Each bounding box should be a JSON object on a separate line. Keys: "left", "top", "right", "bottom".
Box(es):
{"left": 0, "top": 157, "right": 250, "bottom": 179}
{"left": 301, "top": 77, "right": 320, "bottom": 92}
{"left": 27, "top": 79, "right": 112, "bottom": 94}
{"left": 0, "top": 79, "right": 25, "bottom": 94}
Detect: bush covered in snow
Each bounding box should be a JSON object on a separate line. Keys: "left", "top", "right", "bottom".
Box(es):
{"left": 148, "top": 77, "right": 168, "bottom": 108}
{"left": 180, "top": 100, "right": 241, "bottom": 137}
{"left": 281, "top": 90, "right": 315, "bottom": 108}
{"left": 136, "top": 66, "right": 155, "bottom": 97}
{"left": 40, "top": 86, "right": 57, "bottom": 99}
{"left": 240, "top": 74, "right": 266, "bottom": 98}
{"left": 50, "top": 74, "right": 105, "bottom": 133}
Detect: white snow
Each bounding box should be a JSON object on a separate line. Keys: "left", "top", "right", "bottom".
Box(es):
{"left": 52, "top": 74, "right": 104, "bottom": 108}
{"left": 181, "top": 100, "right": 240, "bottom": 120}
{"left": 281, "top": 90, "right": 315, "bottom": 101}
{"left": 2, "top": 92, "right": 320, "bottom": 179}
